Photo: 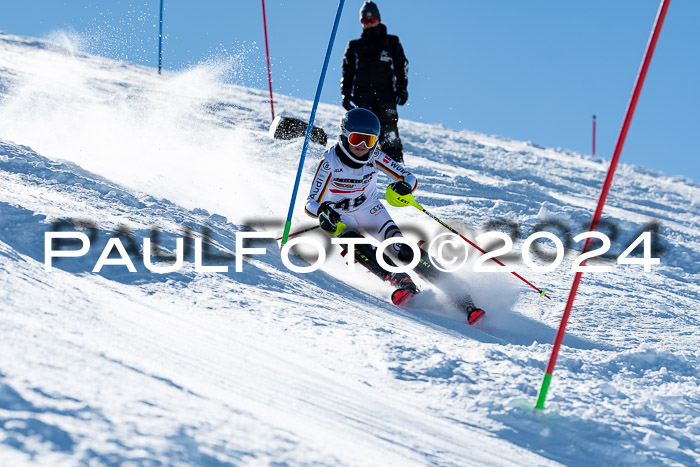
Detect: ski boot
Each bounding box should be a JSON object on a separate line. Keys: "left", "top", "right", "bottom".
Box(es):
{"left": 395, "top": 241, "right": 485, "bottom": 324}
{"left": 387, "top": 272, "right": 418, "bottom": 294}
{"left": 465, "top": 306, "right": 485, "bottom": 325}
{"left": 452, "top": 293, "right": 485, "bottom": 325}
{"left": 389, "top": 273, "right": 419, "bottom": 306}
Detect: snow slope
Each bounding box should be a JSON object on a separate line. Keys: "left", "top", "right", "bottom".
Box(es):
{"left": 1, "top": 32, "right": 699, "bottom": 465}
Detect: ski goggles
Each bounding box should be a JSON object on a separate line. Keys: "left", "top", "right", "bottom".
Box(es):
{"left": 347, "top": 131, "right": 378, "bottom": 148}
{"left": 361, "top": 17, "right": 379, "bottom": 26}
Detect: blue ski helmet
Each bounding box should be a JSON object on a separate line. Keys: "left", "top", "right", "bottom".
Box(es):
{"left": 340, "top": 108, "right": 381, "bottom": 150}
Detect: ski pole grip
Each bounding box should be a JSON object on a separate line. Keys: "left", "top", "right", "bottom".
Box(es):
{"left": 385, "top": 187, "right": 419, "bottom": 208}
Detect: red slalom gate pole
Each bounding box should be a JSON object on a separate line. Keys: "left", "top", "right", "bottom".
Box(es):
{"left": 535, "top": 0, "right": 670, "bottom": 411}
{"left": 275, "top": 225, "right": 320, "bottom": 242}
{"left": 592, "top": 115, "right": 597, "bottom": 156}
{"left": 261, "top": 0, "right": 275, "bottom": 121}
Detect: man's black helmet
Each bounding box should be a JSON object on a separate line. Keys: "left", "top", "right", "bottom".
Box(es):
{"left": 359, "top": 1, "right": 381, "bottom": 22}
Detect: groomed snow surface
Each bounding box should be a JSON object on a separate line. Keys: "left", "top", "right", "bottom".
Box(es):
{"left": 1, "top": 33, "right": 698, "bottom": 466}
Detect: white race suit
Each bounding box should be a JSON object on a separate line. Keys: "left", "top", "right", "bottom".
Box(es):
{"left": 305, "top": 143, "right": 417, "bottom": 243}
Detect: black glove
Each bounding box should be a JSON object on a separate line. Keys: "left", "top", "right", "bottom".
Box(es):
{"left": 389, "top": 180, "right": 412, "bottom": 196}
{"left": 395, "top": 88, "right": 408, "bottom": 106}
{"left": 342, "top": 96, "right": 355, "bottom": 111}
{"left": 318, "top": 201, "right": 341, "bottom": 233}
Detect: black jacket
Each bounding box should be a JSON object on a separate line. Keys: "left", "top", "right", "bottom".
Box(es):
{"left": 341, "top": 24, "right": 408, "bottom": 100}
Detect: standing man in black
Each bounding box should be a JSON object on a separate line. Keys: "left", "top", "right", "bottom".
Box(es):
{"left": 341, "top": 1, "right": 409, "bottom": 163}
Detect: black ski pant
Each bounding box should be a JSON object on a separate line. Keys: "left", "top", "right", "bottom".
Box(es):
{"left": 353, "top": 89, "right": 404, "bottom": 162}
{"left": 337, "top": 231, "right": 476, "bottom": 309}
{"left": 396, "top": 242, "right": 476, "bottom": 309}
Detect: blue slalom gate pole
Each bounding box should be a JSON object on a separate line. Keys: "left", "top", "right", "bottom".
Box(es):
{"left": 158, "top": 0, "right": 164, "bottom": 74}
{"left": 281, "top": 0, "right": 345, "bottom": 244}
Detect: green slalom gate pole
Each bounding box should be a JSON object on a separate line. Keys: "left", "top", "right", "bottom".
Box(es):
{"left": 386, "top": 188, "right": 551, "bottom": 300}
{"left": 535, "top": 0, "right": 670, "bottom": 410}
{"left": 281, "top": 0, "right": 345, "bottom": 244}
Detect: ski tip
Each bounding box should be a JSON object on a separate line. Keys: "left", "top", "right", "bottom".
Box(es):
{"left": 391, "top": 288, "right": 414, "bottom": 307}
{"left": 467, "top": 308, "right": 486, "bottom": 325}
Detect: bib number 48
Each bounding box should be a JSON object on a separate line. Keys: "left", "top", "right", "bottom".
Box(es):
{"left": 335, "top": 193, "right": 367, "bottom": 211}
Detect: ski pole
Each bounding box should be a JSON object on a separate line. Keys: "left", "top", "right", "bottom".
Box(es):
{"left": 275, "top": 225, "right": 320, "bottom": 242}
{"left": 387, "top": 189, "right": 551, "bottom": 299}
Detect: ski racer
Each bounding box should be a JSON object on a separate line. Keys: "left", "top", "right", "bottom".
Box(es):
{"left": 305, "top": 108, "right": 484, "bottom": 324}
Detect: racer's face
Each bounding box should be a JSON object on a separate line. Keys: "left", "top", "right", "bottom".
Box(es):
{"left": 348, "top": 143, "right": 371, "bottom": 158}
